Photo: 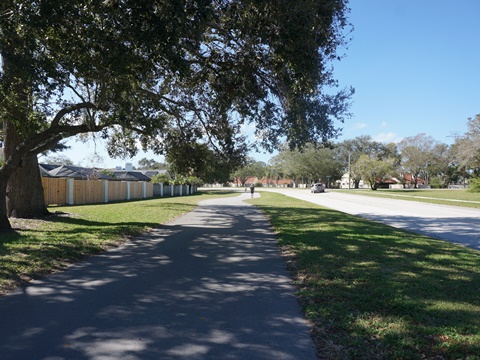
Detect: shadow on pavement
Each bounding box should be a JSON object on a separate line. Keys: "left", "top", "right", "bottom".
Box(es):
{"left": 0, "top": 195, "right": 317, "bottom": 360}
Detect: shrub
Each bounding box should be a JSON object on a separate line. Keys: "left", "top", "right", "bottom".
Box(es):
{"left": 186, "top": 176, "right": 203, "bottom": 186}
{"left": 467, "top": 177, "right": 480, "bottom": 193}
{"left": 150, "top": 174, "right": 171, "bottom": 185}
{"left": 430, "top": 175, "right": 445, "bottom": 189}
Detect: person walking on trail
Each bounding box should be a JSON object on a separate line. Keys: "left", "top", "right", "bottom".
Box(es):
{"left": 250, "top": 184, "right": 255, "bottom": 198}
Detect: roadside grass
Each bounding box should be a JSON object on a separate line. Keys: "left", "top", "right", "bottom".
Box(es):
{"left": 0, "top": 190, "right": 238, "bottom": 296}
{"left": 336, "top": 189, "right": 480, "bottom": 209}
{"left": 251, "top": 191, "right": 480, "bottom": 359}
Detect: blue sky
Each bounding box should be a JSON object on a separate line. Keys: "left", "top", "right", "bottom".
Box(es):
{"left": 61, "top": 1, "right": 480, "bottom": 168}
{"left": 333, "top": 0, "right": 480, "bottom": 143}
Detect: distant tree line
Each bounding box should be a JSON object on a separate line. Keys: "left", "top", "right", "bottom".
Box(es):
{"left": 231, "top": 115, "right": 480, "bottom": 191}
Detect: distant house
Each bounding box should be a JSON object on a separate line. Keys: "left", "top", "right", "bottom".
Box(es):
{"left": 109, "top": 170, "right": 151, "bottom": 182}
{"left": 237, "top": 176, "right": 294, "bottom": 187}
{"left": 39, "top": 164, "right": 116, "bottom": 180}
{"left": 339, "top": 172, "right": 426, "bottom": 189}
{"left": 40, "top": 164, "right": 173, "bottom": 182}
{"left": 138, "top": 169, "right": 172, "bottom": 180}
{"left": 244, "top": 177, "right": 258, "bottom": 186}
{"left": 110, "top": 169, "right": 172, "bottom": 181}
{"left": 390, "top": 174, "right": 426, "bottom": 188}
{"left": 276, "top": 178, "right": 294, "bottom": 187}
{"left": 255, "top": 176, "right": 294, "bottom": 187}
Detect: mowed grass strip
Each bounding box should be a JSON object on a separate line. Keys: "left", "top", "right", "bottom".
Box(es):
{"left": 251, "top": 191, "right": 480, "bottom": 359}
{"left": 0, "top": 190, "right": 238, "bottom": 296}
{"left": 336, "top": 189, "right": 480, "bottom": 209}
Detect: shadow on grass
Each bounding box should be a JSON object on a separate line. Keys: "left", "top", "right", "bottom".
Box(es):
{"left": 256, "top": 200, "right": 480, "bottom": 359}
{"left": 1, "top": 193, "right": 236, "bottom": 295}
{"left": 0, "top": 195, "right": 316, "bottom": 360}
{"left": 0, "top": 215, "right": 160, "bottom": 294}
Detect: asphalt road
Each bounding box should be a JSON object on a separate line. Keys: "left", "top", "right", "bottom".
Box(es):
{"left": 261, "top": 188, "right": 480, "bottom": 250}
{"left": 0, "top": 193, "right": 317, "bottom": 360}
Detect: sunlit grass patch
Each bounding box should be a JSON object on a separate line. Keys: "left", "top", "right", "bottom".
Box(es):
{"left": 251, "top": 191, "right": 480, "bottom": 359}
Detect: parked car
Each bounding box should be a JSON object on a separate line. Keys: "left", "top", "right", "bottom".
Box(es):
{"left": 311, "top": 183, "right": 325, "bottom": 193}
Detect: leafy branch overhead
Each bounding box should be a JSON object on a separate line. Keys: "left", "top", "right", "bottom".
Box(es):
{"left": 0, "top": 0, "right": 353, "bottom": 161}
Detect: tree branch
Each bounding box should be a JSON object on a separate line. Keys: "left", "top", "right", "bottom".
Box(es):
{"left": 50, "top": 102, "right": 101, "bottom": 127}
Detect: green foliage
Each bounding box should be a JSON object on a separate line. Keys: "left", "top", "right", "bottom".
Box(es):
{"left": 0, "top": 0, "right": 353, "bottom": 231}
{"left": 281, "top": 144, "right": 343, "bottom": 183}
{"left": 42, "top": 154, "right": 74, "bottom": 166}
{"left": 166, "top": 139, "right": 244, "bottom": 184}
{"left": 355, "top": 154, "right": 395, "bottom": 190}
{"left": 150, "top": 174, "right": 170, "bottom": 185}
{"left": 397, "top": 133, "right": 447, "bottom": 188}
{"left": 0, "top": 0, "right": 352, "bottom": 161}
{"left": 136, "top": 158, "right": 167, "bottom": 170}
{"left": 452, "top": 115, "right": 480, "bottom": 172}
{"left": 170, "top": 177, "right": 184, "bottom": 186}
{"left": 467, "top": 177, "right": 480, "bottom": 193}
{"left": 232, "top": 158, "right": 266, "bottom": 185}
{"left": 100, "top": 169, "right": 116, "bottom": 178}
{"left": 186, "top": 176, "right": 203, "bottom": 186}
{"left": 429, "top": 175, "right": 447, "bottom": 189}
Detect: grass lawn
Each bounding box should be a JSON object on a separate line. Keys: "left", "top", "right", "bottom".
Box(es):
{"left": 250, "top": 191, "right": 480, "bottom": 359}
{"left": 336, "top": 189, "right": 480, "bottom": 209}
{"left": 0, "top": 190, "right": 238, "bottom": 295}
{"left": 2, "top": 188, "right": 479, "bottom": 359}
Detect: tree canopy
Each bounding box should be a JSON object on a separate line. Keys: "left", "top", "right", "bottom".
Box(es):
{"left": 279, "top": 144, "right": 342, "bottom": 184}
{"left": 136, "top": 158, "right": 167, "bottom": 171}
{"left": 452, "top": 114, "right": 480, "bottom": 175}
{"left": 232, "top": 158, "right": 266, "bottom": 186}
{"left": 335, "top": 135, "right": 397, "bottom": 188}
{"left": 355, "top": 154, "right": 394, "bottom": 190}
{"left": 397, "top": 133, "right": 443, "bottom": 188}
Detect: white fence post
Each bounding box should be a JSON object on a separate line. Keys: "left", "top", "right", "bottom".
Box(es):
{"left": 66, "top": 178, "right": 74, "bottom": 205}
{"left": 126, "top": 182, "right": 131, "bottom": 200}
{"left": 103, "top": 180, "right": 109, "bottom": 203}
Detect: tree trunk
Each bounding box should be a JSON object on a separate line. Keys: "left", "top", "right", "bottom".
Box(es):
{"left": 0, "top": 174, "right": 13, "bottom": 232}
{"left": 3, "top": 120, "right": 49, "bottom": 219}
{"left": 7, "top": 153, "right": 48, "bottom": 218}
{"left": 0, "top": 31, "right": 48, "bottom": 226}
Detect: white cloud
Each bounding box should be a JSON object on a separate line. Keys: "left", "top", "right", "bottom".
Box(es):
{"left": 372, "top": 132, "right": 402, "bottom": 143}
{"left": 349, "top": 122, "right": 368, "bottom": 131}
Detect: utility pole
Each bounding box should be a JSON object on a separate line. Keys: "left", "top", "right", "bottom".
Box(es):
{"left": 348, "top": 152, "right": 351, "bottom": 190}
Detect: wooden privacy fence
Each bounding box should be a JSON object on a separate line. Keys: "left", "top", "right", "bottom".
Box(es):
{"left": 42, "top": 178, "right": 196, "bottom": 206}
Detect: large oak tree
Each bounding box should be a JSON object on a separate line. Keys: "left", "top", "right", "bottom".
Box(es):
{"left": 0, "top": 0, "right": 352, "bottom": 232}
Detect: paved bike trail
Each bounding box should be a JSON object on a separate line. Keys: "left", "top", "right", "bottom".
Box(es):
{"left": 0, "top": 193, "right": 317, "bottom": 360}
